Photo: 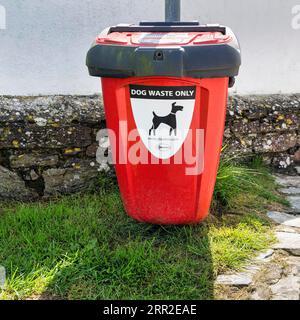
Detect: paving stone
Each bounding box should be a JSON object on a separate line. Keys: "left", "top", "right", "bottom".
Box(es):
{"left": 262, "top": 263, "right": 285, "bottom": 286}
{"left": 287, "top": 196, "right": 300, "bottom": 213}
{"left": 251, "top": 285, "right": 272, "bottom": 300}
{"left": 270, "top": 274, "right": 300, "bottom": 300}
{"left": 255, "top": 249, "right": 274, "bottom": 261}
{"left": 267, "top": 211, "right": 300, "bottom": 228}
{"left": 244, "top": 264, "right": 261, "bottom": 274}
{"left": 280, "top": 187, "right": 300, "bottom": 195}
{"left": 276, "top": 225, "right": 299, "bottom": 233}
{"left": 233, "top": 174, "right": 300, "bottom": 300}
{"left": 216, "top": 273, "right": 253, "bottom": 287}
{"left": 252, "top": 255, "right": 300, "bottom": 300}
{"left": 275, "top": 175, "right": 300, "bottom": 188}
{"left": 273, "top": 232, "right": 300, "bottom": 256}
{"left": 287, "top": 256, "right": 300, "bottom": 273}
{"left": 0, "top": 266, "right": 5, "bottom": 289}
{"left": 216, "top": 250, "right": 274, "bottom": 288}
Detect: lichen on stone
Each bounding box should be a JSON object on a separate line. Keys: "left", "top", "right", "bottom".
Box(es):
{"left": 0, "top": 94, "right": 299, "bottom": 201}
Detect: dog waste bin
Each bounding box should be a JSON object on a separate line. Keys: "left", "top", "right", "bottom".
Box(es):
{"left": 86, "top": 21, "right": 241, "bottom": 224}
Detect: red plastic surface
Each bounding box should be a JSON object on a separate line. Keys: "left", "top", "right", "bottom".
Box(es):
{"left": 101, "top": 77, "right": 229, "bottom": 224}
{"left": 96, "top": 31, "right": 231, "bottom": 46}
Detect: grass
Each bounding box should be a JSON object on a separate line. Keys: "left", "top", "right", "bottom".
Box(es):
{"left": 213, "top": 154, "right": 288, "bottom": 213}
{"left": 0, "top": 156, "right": 286, "bottom": 300}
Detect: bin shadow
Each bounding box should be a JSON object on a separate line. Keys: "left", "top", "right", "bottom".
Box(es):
{"left": 0, "top": 191, "right": 214, "bottom": 300}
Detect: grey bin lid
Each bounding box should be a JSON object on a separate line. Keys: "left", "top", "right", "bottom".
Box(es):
{"left": 86, "top": 23, "right": 241, "bottom": 81}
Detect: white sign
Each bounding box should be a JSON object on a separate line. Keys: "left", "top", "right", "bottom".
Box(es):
{"left": 130, "top": 85, "right": 196, "bottom": 160}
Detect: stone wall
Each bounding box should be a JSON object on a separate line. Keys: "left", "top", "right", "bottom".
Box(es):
{"left": 225, "top": 95, "right": 300, "bottom": 169}
{"left": 0, "top": 94, "right": 299, "bottom": 201}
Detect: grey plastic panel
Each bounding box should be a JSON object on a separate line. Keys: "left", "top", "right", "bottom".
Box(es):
{"left": 86, "top": 24, "right": 241, "bottom": 80}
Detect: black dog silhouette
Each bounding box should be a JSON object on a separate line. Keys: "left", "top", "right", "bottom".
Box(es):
{"left": 149, "top": 102, "right": 184, "bottom": 136}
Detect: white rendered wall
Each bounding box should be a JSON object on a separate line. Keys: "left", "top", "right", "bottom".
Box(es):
{"left": 0, "top": 0, "right": 299, "bottom": 95}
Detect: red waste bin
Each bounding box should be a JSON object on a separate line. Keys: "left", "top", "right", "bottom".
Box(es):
{"left": 87, "top": 22, "right": 241, "bottom": 224}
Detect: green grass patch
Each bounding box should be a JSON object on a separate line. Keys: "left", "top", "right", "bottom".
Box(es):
{"left": 213, "top": 154, "right": 288, "bottom": 213}
{"left": 0, "top": 157, "right": 285, "bottom": 300}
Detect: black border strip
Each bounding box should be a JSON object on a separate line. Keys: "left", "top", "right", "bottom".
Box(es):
{"left": 139, "top": 21, "right": 200, "bottom": 26}
{"left": 108, "top": 25, "right": 226, "bottom": 35}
